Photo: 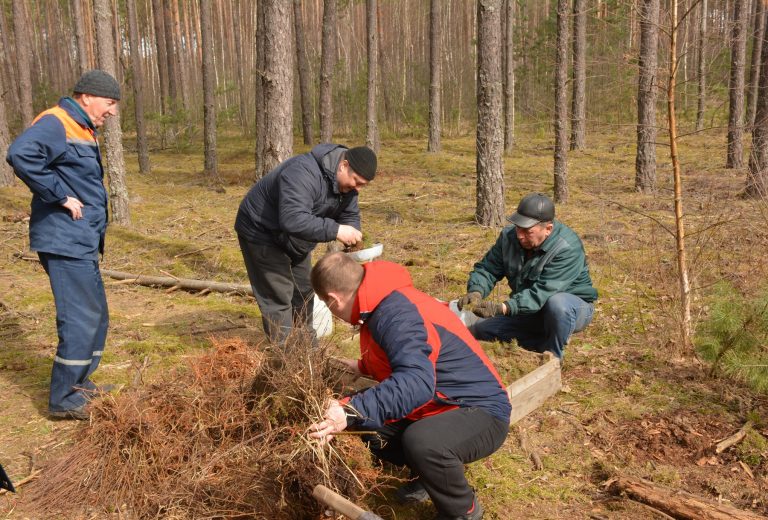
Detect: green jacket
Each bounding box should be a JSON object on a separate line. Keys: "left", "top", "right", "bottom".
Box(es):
{"left": 467, "top": 221, "right": 597, "bottom": 316}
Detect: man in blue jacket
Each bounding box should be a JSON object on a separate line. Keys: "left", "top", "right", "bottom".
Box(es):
{"left": 309, "top": 252, "right": 510, "bottom": 520}
{"left": 457, "top": 193, "right": 597, "bottom": 359}
{"left": 7, "top": 70, "right": 120, "bottom": 420}
{"left": 235, "top": 145, "right": 376, "bottom": 343}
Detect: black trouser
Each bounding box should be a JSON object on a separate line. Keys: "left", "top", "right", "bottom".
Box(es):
{"left": 363, "top": 407, "right": 508, "bottom": 517}
{"left": 237, "top": 237, "right": 314, "bottom": 343}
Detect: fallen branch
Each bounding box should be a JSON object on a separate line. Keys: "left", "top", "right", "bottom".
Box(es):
{"left": 715, "top": 421, "right": 751, "bottom": 454}
{"left": 101, "top": 269, "right": 252, "bottom": 296}
{"left": 0, "top": 470, "right": 41, "bottom": 495}
{"left": 607, "top": 476, "right": 767, "bottom": 520}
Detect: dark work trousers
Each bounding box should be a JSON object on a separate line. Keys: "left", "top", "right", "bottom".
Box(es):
{"left": 363, "top": 407, "right": 508, "bottom": 517}
{"left": 38, "top": 252, "right": 109, "bottom": 412}
{"left": 237, "top": 237, "right": 314, "bottom": 344}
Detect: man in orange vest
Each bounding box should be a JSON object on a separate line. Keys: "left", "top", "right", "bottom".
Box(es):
{"left": 7, "top": 70, "right": 120, "bottom": 420}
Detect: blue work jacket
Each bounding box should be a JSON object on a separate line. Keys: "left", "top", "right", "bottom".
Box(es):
{"left": 7, "top": 97, "right": 107, "bottom": 260}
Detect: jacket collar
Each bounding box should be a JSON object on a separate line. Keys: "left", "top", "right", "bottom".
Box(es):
{"left": 351, "top": 261, "right": 414, "bottom": 324}
{"left": 59, "top": 97, "right": 96, "bottom": 131}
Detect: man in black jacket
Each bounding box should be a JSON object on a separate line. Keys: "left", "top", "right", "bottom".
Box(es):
{"left": 235, "top": 144, "right": 376, "bottom": 343}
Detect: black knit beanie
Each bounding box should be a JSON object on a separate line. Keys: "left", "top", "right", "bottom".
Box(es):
{"left": 345, "top": 146, "right": 377, "bottom": 181}
{"left": 73, "top": 70, "right": 121, "bottom": 101}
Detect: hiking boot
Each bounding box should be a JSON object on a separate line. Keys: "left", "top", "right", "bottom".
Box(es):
{"left": 434, "top": 497, "right": 483, "bottom": 520}
{"left": 48, "top": 404, "right": 91, "bottom": 421}
{"left": 395, "top": 479, "right": 430, "bottom": 504}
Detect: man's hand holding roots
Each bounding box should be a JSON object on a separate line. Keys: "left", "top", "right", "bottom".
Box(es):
{"left": 472, "top": 300, "right": 508, "bottom": 318}
{"left": 309, "top": 399, "right": 348, "bottom": 445}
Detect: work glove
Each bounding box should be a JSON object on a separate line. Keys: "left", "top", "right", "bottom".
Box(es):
{"left": 472, "top": 301, "right": 507, "bottom": 318}
{"left": 457, "top": 291, "right": 482, "bottom": 310}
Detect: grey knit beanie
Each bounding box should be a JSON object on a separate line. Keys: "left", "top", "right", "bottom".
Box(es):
{"left": 73, "top": 70, "right": 121, "bottom": 100}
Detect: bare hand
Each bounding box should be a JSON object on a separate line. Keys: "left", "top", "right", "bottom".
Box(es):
{"left": 336, "top": 225, "right": 362, "bottom": 247}
{"left": 62, "top": 197, "right": 84, "bottom": 220}
{"left": 337, "top": 357, "right": 362, "bottom": 376}
{"left": 308, "top": 399, "right": 348, "bottom": 445}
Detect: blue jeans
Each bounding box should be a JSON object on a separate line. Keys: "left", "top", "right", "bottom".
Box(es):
{"left": 38, "top": 253, "right": 109, "bottom": 412}
{"left": 470, "top": 293, "right": 593, "bottom": 359}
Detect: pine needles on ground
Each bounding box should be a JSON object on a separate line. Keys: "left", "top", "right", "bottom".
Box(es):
{"left": 19, "top": 337, "right": 381, "bottom": 519}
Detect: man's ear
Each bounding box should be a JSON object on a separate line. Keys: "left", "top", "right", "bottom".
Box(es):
{"left": 326, "top": 291, "right": 344, "bottom": 311}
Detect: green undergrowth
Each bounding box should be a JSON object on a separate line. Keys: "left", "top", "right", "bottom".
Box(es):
{"left": 696, "top": 282, "right": 768, "bottom": 393}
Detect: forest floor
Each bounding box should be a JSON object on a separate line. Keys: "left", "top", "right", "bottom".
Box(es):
{"left": 1, "top": 128, "right": 767, "bottom": 519}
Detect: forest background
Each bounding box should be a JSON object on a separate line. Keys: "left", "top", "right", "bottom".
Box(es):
{"left": 1, "top": 0, "right": 768, "bottom": 518}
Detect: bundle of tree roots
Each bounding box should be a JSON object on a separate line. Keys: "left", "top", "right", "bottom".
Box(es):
{"left": 21, "top": 337, "right": 382, "bottom": 519}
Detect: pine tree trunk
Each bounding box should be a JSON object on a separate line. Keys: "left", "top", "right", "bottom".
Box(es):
{"left": 553, "top": 0, "right": 570, "bottom": 203}
{"left": 366, "top": 0, "right": 379, "bottom": 152}
{"left": 475, "top": 0, "right": 505, "bottom": 227}
{"left": 696, "top": 0, "right": 708, "bottom": 132}
{"left": 201, "top": 0, "right": 219, "bottom": 182}
{"left": 570, "top": 0, "right": 587, "bottom": 151}
{"left": 747, "top": 1, "right": 768, "bottom": 197}
{"left": 126, "top": 0, "right": 151, "bottom": 176}
{"left": 0, "top": 7, "right": 20, "bottom": 113}
{"left": 262, "top": 0, "right": 293, "bottom": 176}
{"left": 635, "top": 0, "right": 659, "bottom": 193}
{"left": 94, "top": 0, "right": 130, "bottom": 226}
{"left": 163, "top": 0, "right": 180, "bottom": 106}
{"left": 428, "top": 0, "right": 442, "bottom": 153}
{"left": 254, "top": 2, "right": 266, "bottom": 178}
{"left": 151, "top": 0, "right": 170, "bottom": 115}
{"left": 726, "top": 0, "right": 748, "bottom": 169}
{"left": 71, "top": 0, "right": 90, "bottom": 74}
{"left": 233, "top": 0, "right": 249, "bottom": 133}
{"left": 0, "top": 69, "right": 13, "bottom": 187}
{"left": 746, "top": 0, "right": 765, "bottom": 128}
{"left": 293, "top": 0, "right": 314, "bottom": 145}
{"left": 319, "top": 0, "right": 337, "bottom": 143}
{"left": 12, "top": 0, "right": 34, "bottom": 125}
{"left": 503, "top": 0, "right": 515, "bottom": 154}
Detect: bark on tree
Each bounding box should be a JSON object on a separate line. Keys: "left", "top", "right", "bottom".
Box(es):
{"left": 635, "top": 0, "right": 660, "bottom": 193}
{"left": 233, "top": 0, "right": 249, "bottom": 133}
{"left": 126, "top": 0, "right": 151, "bottom": 176}
{"left": 428, "top": 0, "right": 442, "bottom": 152}
{"left": 294, "top": 0, "right": 314, "bottom": 145}
{"left": 475, "top": 0, "right": 505, "bottom": 227}
{"left": 72, "top": 0, "right": 90, "bottom": 74}
{"left": 746, "top": 0, "right": 765, "bottom": 128}
{"left": 0, "top": 72, "right": 13, "bottom": 187}
{"left": 726, "top": 0, "right": 748, "bottom": 169}
{"left": 667, "top": 0, "right": 692, "bottom": 351}
{"left": 163, "top": 0, "right": 181, "bottom": 106}
{"left": 94, "top": 0, "right": 130, "bottom": 226}
{"left": 261, "top": 0, "right": 293, "bottom": 176}
{"left": 151, "top": 0, "right": 170, "bottom": 118}
{"left": 12, "top": 0, "right": 34, "bottom": 126}
{"left": 553, "top": 0, "right": 570, "bottom": 203}
{"left": 571, "top": 0, "right": 587, "bottom": 151}
{"left": 319, "top": 0, "right": 337, "bottom": 143}
{"left": 201, "top": 0, "right": 219, "bottom": 182}
{"left": 254, "top": 2, "right": 266, "bottom": 178}
{"left": 503, "top": 0, "right": 515, "bottom": 154}
{"left": 366, "top": 0, "right": 380, "bottom": 152}
{"left": 696, "top": 0, "right": 708, "bottom": 132}
{"left": 747, "top": 1, "right": 768, "bottom": 197}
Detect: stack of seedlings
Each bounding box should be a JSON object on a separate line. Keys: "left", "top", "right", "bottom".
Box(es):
{"left": 21, "top": 336, "right": 382, "bottom": 519}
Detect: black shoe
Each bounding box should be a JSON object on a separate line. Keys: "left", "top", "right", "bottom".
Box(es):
{"left": 434, "top": 497, "right": 483, "bottom": 520}
{"left": 49, "top": 404, "right": 90, "bottom": 421}
{"left": 395, "top": 479, "right": 430, "bottom": 504}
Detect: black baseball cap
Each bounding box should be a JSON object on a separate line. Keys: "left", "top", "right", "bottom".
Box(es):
{"left": 508, "top": 193, "right": 555, "bottom": 228}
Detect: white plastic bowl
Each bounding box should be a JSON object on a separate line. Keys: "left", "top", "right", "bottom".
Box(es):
{"left": 346, "top": 243, "right": 383, "bottom": 262}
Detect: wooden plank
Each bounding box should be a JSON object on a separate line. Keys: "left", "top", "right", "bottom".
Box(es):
{"left": 507, "top": 356, "right": 561, "bottom": 425}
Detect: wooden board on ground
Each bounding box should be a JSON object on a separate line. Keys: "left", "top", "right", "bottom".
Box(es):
{"left": 507, "top": 354, "right": 561, "bottom": 425}
{"left": 332, "top": 353, "right": 562, "bottom": 426}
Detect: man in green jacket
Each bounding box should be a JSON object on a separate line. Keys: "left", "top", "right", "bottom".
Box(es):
{"left": 457, "top": 193, "right": 597, "bottom": 359}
